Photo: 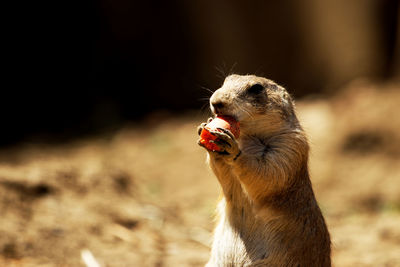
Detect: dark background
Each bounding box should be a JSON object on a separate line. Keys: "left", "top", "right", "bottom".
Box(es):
{"left": 3, "top": 0, "right": 400, "bottom": 146}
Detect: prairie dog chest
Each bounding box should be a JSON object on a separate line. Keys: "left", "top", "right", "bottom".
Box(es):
{"left": 239, "top": 136, "right": 268, "bottom": 158}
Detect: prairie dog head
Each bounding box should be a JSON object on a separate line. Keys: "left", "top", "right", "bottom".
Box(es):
{"left": 210, "top": 74, "right": 298, "bottom": 136}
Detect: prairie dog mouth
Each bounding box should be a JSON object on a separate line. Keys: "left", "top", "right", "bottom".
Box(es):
{"left": 210, "top": 99, "right": 239, "bottom": 122}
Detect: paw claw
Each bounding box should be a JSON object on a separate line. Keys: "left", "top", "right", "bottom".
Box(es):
{"left": 207, "top": 129, "right": 239, "bottom": 156}
{"left": 216, "top": 127, "right": 235, "bottom": 139}
{"left": 197, "top": 122, "right": 207, "bottom": 136}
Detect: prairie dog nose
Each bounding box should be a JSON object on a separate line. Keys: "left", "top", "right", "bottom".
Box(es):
{"left": 210, "top": 100, "right": 225, "bottom": 115}
{"left": 211, "top": 99, "right": 225, "bottom": 110}
{"left": 210, "top": 92, "right": 228, "bottom": 114}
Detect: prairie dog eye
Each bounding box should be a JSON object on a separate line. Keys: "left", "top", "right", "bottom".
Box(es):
{"left": 247, "top": 84, "right": 264, "bottom": 94}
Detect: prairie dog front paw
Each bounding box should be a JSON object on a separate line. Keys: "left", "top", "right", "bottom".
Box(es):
{"left": 208, "top": 128, "right": 240, "bottom": 158}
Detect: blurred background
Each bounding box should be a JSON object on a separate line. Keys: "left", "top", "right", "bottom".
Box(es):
{"left": 3, "top": 0, "right": 400, "bottom": 145}
{"left": 1, "top": 0, "right": 400, "bottom": 266}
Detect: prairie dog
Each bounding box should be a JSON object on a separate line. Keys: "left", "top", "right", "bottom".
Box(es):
{"left": 197, "top": 75, "right": 331, "bottom": 267}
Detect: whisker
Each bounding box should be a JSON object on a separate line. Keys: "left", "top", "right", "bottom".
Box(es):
{"left": 198, "top": 84, "right": 214, "bottom": 95}
{"left": 233, "top": 102, "right": 244, "bottom": 118}
{"left": 201, "top": 102, "right": 209, "bottom": 111}
{"left": 228, "top": 62, "right": 237, "bottom": 75}
{"left": 215, "top": 64, "right": 227, "bottom": 80}
{"left": 236, "top": 103, "right": 254, "bottom": 120}
{"left": 195, "top": 84, "right": 215, "bottom": 101}
{"left": 200, "top": 102, "right": 212, "bottom": 117}
{"left": 197, "top": 97, "right": 211, "bottom": 102}
{"left": 244, "top": 108, "right": 254, "bottom": 120}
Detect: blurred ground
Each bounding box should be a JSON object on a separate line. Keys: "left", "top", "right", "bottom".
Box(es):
{"left": 0, "top": 82, "right": 400, "bottom": 267}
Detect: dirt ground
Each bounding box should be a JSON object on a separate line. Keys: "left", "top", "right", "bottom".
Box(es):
{"left": 0, "top": 81, "right": 400, "bottom": 267}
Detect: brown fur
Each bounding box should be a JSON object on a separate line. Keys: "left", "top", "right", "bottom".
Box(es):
{"left": 198, "top": 75, "right": 331, "bottom": 267}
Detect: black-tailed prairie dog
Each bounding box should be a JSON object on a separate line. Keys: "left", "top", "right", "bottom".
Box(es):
{"left": 197, "top": 75, "right": 331, "bottom": 267}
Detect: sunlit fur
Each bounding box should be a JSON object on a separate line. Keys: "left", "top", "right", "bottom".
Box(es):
{"left": 204, "top": 75, "right": 331, "bottom": 267}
